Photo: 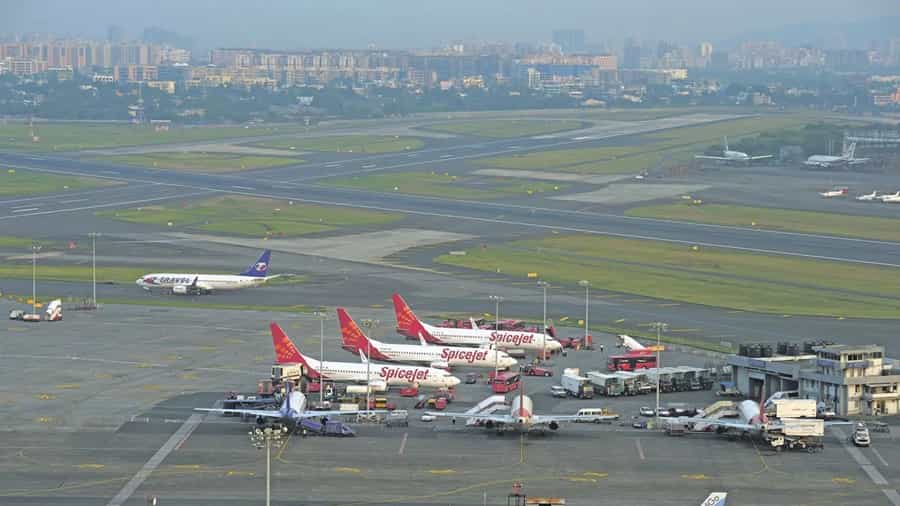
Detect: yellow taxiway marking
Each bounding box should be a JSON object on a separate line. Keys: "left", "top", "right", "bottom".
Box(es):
{"left": 135, "top": 363, "right": 153, "bottom": 368}
{"left": 681, "top": 474, "right": 709, "bottom": 480}
{"left": 55, "top": 384, "right": 80, "bottom": 390}
{"left": 582, "top": 472, "right": 608, "bottom": 478}
{"left": 564, "top": 477, "right": 597, "bottom": 483}
{"left": 369, "top": 304, "right": 385, "bottom": 308}
{"left": 427, "top": 469, "right": 457, "bottom": 475}
{"left": 8, "top": 327, "right": 26, "bottom": 332}
{"left": 195, "top": 345, "right": 217, "bottom": 352}
{"left": 832, "top": 477, "right": 855, "bottom": 485}
{"left": 226, "top": 470, "right": 255, "bottom": 476}
{"left": 727, "top": 310, "right": 744, "bottom": 314}
{"left": 164, "top": 354, "right": 184, "bottom": 361}
{"left": 180, "top": 373, "right": 197, "bottom": 380}
{"left": 35, "top": 416, "right": 54, "bottom": 424}
{"left": 614, "top": 318, "right": 626, "bottom": 324}
{"left": 95, "top": 373, "right": 113, "bottom": 379}
{"left": 669, "top": 328, "right": 699, "bottom": 333}
{"left": 334, "top": 467, "right": 362, "bottom": 474}
{"left": 657, "top": 303, "right": 681, "bottom": 307}
{"left": 36, "top": 393, "right": 56, "bottom": 400}
{"left": 76, "top": 464, "right": 106, "bottom": 470}
{"left": 223, "top": 338, "right": 244, "bottom": 345}
{"left": 141, "top": 384, "right": 163, "bottom": 391}
{"left": 173, "top": 464, "right": 204, "bottom": 470}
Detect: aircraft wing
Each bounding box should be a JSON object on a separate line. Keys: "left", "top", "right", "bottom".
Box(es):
{"left": 297, "top": 409, "right": 386, "bottom": 419}
{"left": 694, "top": 155, "right": 730, "bottom": 160}
{"left": 532, "top": 414, "right": 619, "bottom": 424}
{"left": 194, "top": 407, "right": 283, "bottom": 419}
{"left": 424, "top": 411, "right": 513, "bottom": 424}
{"left": 674, "top": 416, "right": 754, "bottom": 431}
{"left": 749, "top": 155, "right": 773, "bottom": 160}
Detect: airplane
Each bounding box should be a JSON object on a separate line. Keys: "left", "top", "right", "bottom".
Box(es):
{"left": 392, "top": 293, "right": 562, "bottom": 353}
{"left": 135, "top": 250, "right": 278, "bottom": 295}
{"left": 880, "top": 191, "right": 900, "bottom": 203}
{"left": 804, "top": 142, "right": 870, "bottom": 168}
{"left": 194, "top": 383, "right": 376, "bottom": 428}
{"left": 694, "top": 137, "right": 773, "bottom": 163}
{"left": 270, "top": 322, "right": 460, "bottom": 390}
{"left": 425, "top": 387, "right": 617, "bottom": 433}
{"left": 855, "top": 191, "right": 881, "bottom": 202}
{"left": 819, "top": 187, "right": 849, "bottom": 198}
{"left": 338, "top": 308, "right": 518, "bottom": 370}
{"left": 615, "top": 334, "right": 658, "bottom": 355}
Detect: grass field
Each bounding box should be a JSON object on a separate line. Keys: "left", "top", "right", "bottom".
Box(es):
{"left": 0, "top": 168, "right": 116, "bottom": 196}
{"left": 97, "top": 195, "right": 402, "bottom": 237}
{"left": 435, "top": 235, "right": 900, "bottom": 319}
{"left": 94, "top": 152, "right": 302, "bottom": 172}
{"left": 324, "top": 171, "right": 569, "bottom": 199}
{"left": 252, "top": 135, "right": 424, "bottom": 153}
{"left": 627, "top": 203, "right": 900, "bottom": 243}
{"left": 0, "top": 122, "right": 305, "bottom": 152}
{"left": 0, "top": 236, "right": 55, "bottom": 249}
{"left": 475, "top": 115, "right": 813, "bottom": 174}
{"left": 0, "top": 265, "right": 152, "bottom": 284}
{"left": 422, "top": 119, "right": 585, "bottom": 138}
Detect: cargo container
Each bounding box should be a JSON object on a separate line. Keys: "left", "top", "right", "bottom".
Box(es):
{"left": 781, "top": 418, "right": 824, "bottom": 437}
{"left": 773, "top": 399, "right": 817, "bottom": 419}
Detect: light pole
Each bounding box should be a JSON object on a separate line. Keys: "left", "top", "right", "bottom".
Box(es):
{"left": 537, "top": 281, "right": 549, "bottom": 361}
{"left": 361, "top": 318, "right": 379, "bottom": 417}
{"left": 651, "top": 321, "right": 668, "bottom": 427}
{"left": 489, "top": 295, "right": 503, "bottom": 375}
{"left": 313, "top": 311, "right": 328, "bottom": 405}
{"left": 88, "top": 233, "right": 100, "bottom": 308}
{"left": 578, "top": 280, "right": 590, "bottom": 342}
{"left": 249, "top": 426, "right": 285, "bottom": 506}
{"left": 31, "top": 243, "right": 41, "bottom": 314}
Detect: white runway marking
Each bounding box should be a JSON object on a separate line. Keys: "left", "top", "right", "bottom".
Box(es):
{"left": 0, "top": 190, "right": 217, "bottom": 220}
{"left": 835, "top": 427, "right": 899, "bottom": 505}
{"left": 11, "top": 207, "right": 39, "bottom": 213}
{"left": 439, "top": 154, "right": 453, "bottom": 158}
{"left": 231, "top": 185, "right": 255, "bottom": 190}
{"left": 635, "top": 438, "right": 645, "bottom": 460}
{"left": 872, "top": 447, "right": 890, "bottom": 467}
{"left": 59, "top": 198, "right": 89, "bottom": 204}
{"left": 398, "top": 432, "right": 408, "bottom": 455}
{"left": 361, "top": 164, "right": 376, "bottom": 169}
{"left": 106, "top": 413, "right": 205, "bottom": 506}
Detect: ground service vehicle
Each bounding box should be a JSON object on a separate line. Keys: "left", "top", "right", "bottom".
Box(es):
{"left": 9, "top": 309, "right": 24, "bottom": 320}
{"left": 551, "top": 385, "right": 567, "bottom": 398}
{"left": 521, "top": 364, "right": 553, "bottom": 377}
{"left": 385, "top": 410, "right": 409, "bottom": 428}
{"left": 853, "top": 423, "right": 871, "bottom": 447}
{"left": 491, "top": 372, "right": 521, "bottom": 393}
{"left": 574, "top": 408, "right": 618, "bottom": 423}
{"left": 561, "top": 371, "right": 594, "bottom": 399}
{"left": 608, "top": 354, "right": 657, "bottom": 371}
{"left": 640, "top": 406, "right": 655, "bottom": 417}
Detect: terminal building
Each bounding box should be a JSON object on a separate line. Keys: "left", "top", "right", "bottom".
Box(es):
{"left": 727, "top": 343, "right": 899, "bottom": 417}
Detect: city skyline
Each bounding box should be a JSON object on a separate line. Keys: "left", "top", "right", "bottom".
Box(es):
{"left": 3, "top": 0, "right": 899, "bottom": 51}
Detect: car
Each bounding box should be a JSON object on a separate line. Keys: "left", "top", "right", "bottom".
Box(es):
{"left": 550, "top": 385, "right": 567, "bottom": 398}
{"left": 420, "top": 414, "right": 436, "bottom": 422}
{"left": 632, "top": 420, "right": 648, "bottom": 429}
{"left": 639, "top": 406, "right": 655, "bottom": 417}
{"left": 520, "top": 365, "right": 553, "bottom": 377}
{"left": 8, "top": 309, "right": 24, "bottom": 320}
{"left": 853, "top": 423, "right": 871, "bottom": 447}
{"left": 656, "top": 408, "right": 672, "bottom": 417}
{"left": 464, "top": 373, "right": 478, "bottom": 384}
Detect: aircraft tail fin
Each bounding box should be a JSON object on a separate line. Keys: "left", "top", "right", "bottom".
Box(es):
{"left": 700, "top": 493, "right": 727, "bottom": 506}
{"left": 392, "top": 293, "right": 419, "bottom": 335}
{"left": 240, "top": 250, "right": 271, "bottom": 277}
{"left": 337, "top": 308, "right": 392, "bottom": 361}
{"left": 269, "top": 322, "right": 320, "bottom": 378}
{"left": 845, "top": 142, "right": 857, "bottom": 160}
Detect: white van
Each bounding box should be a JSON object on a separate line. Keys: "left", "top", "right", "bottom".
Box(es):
{"left": 575, "top": 408, "right": 618, "bottom": 423}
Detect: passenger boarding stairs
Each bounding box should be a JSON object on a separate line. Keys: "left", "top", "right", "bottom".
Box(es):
{"left": 693, "top": 400, "right": 739, "bottom": 431}
{"left": 464, "top": 395, "right": 509, "bottom": 426}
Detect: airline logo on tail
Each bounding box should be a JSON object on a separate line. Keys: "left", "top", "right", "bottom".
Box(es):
{"left": 241, "top": 250, "right": 272, "bottom": 277}
{"left": 392, "top": 293, "right": 441, "bottom": 343}
{"left": 270, "top": 322, "right": 320, "bottom": 378}
{"left": 337, "top": 308, "right": 392, "bottom": 361}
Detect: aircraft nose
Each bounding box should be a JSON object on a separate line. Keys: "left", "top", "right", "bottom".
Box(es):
{"left": 135, "top": 278, "right": 143, "bottom": 285}
{"left": 447, "top": 376, "right": 461, "bottom": 387}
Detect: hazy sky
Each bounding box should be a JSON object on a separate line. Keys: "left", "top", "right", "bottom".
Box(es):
{"left": 3, "top": 0, "right": 899, "bottom": 50}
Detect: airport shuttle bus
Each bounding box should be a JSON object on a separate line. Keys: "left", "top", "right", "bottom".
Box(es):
{"left": 491, "top": 372, "right": 521, "bottom": 393}
{"left": 607, "top": 354, "right": 657, "bottom": 372}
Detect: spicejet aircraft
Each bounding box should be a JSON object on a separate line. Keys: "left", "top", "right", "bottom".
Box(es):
{"left": 392, "top": 293, "right": 562, "bottom": 353}
{"left": 338, "top": 308, "right": 518, "bottom": 370}
{"left": 136, "top": 249, "right": 277, "bottom": 295}
{"left": 270, "top": 322, "right": 460, "bottom": 390}
{"left": 425, "top": 387, "right": 615, "bottom": 433}
{"left": 195, "top": 383, "right": 375, "bottom": 427}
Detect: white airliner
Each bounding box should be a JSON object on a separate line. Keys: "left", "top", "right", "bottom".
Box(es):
{"left": 880, "top": 191, "right": 900, "bottom": 203}
{"left": 136, "top": 250, "right": 277, "bottom": 295}
{"left": 195, "top": 384, "right": 374, "bottom": 427}
{"left": 855, "top": 191, "right": 881, "bottom": 202}
{"left": 338, "top": 308, "right": 518, "bottom": 370}
{"left": 270, "top": 322, "right": 460, "bottom": 390}
{"left": 616, "top": 334, "right": 658, "bottom": 355}
{"left": 805, "top": 142, "right": 869, "bottom": 168}
{"left": 819, "top": 187, "right": 849, "bottom": 198}
{"left": 695, "top": 137, "right": 773, "bottom": 163}
{"left": 425, "top": 388, "right": 617, "bottom": 433}
{"left": 392, "top": 293, "right": 562, "bottom": 353}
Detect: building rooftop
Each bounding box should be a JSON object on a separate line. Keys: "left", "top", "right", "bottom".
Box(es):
{"left": 816, "top": 344, "right": 884, "bottom": 354}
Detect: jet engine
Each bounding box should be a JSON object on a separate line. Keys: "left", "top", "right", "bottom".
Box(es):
{"left": 548, "top": 421, "right": 560, "bottom": 430}
{"left": 429, "top": 360, "right": 450, "bottom": 370}
{"left": 172, "top": 285, "right": 189, "bottom": 295}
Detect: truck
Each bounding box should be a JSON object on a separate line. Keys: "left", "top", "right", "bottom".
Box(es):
{"left": 773, "top": 399, "right": 817, "bottom": 419}
{"left": 561, "top": 371, "right": 594, "bottom": 399}
{"left": 44, "top": 299, "right": 62, "bottom": 321}
{"left": 781, "top": 418, "right": 825, "bottom": 437}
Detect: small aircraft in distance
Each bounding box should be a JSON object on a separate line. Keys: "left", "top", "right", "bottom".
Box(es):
{"left": 695, "top": 137, "right": 773, "bottom": 164}
{"left": 819, "top": 187, "right": 849, "bottom": 198}
{"left": 855, "top": 191, "right": 881, "bottom": 202}
{"left": 881, "top": 191, "right": 900, "bottom": 203}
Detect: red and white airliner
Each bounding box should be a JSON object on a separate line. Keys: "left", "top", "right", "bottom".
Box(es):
{"left": 392, "top": 294, "right": 562, "bottom": 353}
{"left": 338, "top": 308, "right": 518, "bottom": 370}
{"left": 270, "top": 322, "right": 460, "bottom": 389}
{"left": 616, "top": 334, "right": 659, "bottom": 355}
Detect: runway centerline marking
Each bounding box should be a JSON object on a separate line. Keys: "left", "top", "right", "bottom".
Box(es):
{"left": 11, "top": 207, "right": 39, "bottom": 213}
{"left": 398, "top": 432, "right": 408, "bottom": 455}
{"left": 635, "top": 438, "right": 645, "bottom": 460}
{"left": 106, "top": 413, "right": 204, "bottom": 506}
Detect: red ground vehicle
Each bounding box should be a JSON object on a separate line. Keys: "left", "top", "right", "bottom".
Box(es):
{"left": 491, "top": 372, "right": 521, "bottom": 393}
{"left": 607, "top": 354, "right": 657, "bottom": 371}
{"left": 520, "top": 364, "right": 553, "bottom": 377}
{"left": 399, "top": 386, "right": 419, "bottom": 397}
